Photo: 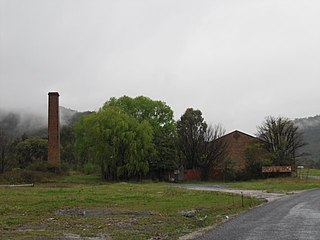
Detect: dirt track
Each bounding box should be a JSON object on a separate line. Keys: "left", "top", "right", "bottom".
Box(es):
{"left": 177, "top": 184, "right": 298, "bottom": 202}
{"left": 178, "top": 184, "right": 303, "bottom": 240}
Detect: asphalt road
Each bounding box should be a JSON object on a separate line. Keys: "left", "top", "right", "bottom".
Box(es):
{"left": 199, "top": 189, "right": 320, "bottom": 240}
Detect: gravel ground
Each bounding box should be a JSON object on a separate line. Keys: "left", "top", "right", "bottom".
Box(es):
{"left": 177, "top": 184, "right": 297, "bottom": 202}
{"left": 178, "top": 184, "right": 303, "bottom": 240}
{"left": 197, "top": 189, "right": 320, "bottom": 240}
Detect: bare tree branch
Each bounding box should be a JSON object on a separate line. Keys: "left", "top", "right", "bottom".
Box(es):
{"left": 257, "top": 116, "right": 306, "bottom": 166}
{"left": 197, "top": 124, "right": 228, "bottom": 180}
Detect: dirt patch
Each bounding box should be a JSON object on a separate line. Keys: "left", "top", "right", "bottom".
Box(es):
{"left": 60, "top": 233, "right": 111, "bottom": 240}
{"left": 55, "top": 209, "right": 155, "bottom": 216}
{"left": 177, "top": 184, "right": 298, "bottom": 202}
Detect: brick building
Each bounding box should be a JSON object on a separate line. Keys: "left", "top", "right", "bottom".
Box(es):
{"left": 183, "top": 130, "right": 261, "bottom": 181}
{"left": 220, "top": 130, "right": 258, "bottom": 170}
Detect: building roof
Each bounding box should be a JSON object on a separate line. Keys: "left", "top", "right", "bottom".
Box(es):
{"left": 220, "top": 130, "right": 257, "bottom": 140}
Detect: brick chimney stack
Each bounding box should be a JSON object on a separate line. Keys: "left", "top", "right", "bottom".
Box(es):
{"left": 48, "top": 92, "right": 60, "bottom": 166}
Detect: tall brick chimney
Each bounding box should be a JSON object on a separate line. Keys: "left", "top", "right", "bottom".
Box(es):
{"left": 48, "top": 92, "right": 60, "bottom": 166}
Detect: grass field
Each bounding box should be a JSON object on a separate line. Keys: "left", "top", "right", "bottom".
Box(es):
{"left": 228, "top": 177, "right": 320, "bottom": 192}
{"left": 0, "top": 175, "right": 261, "bottom": 240}
{"left": 299, "top": 168, "right": 320, "bottom": 177}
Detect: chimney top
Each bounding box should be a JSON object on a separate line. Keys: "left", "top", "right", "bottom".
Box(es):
{"left": 48, "top": 92, "right": 60, "bottom": 96}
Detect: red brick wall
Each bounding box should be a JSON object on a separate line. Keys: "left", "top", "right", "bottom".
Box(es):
{"left": 48, "top": 92, "right": 60, "bottom": 166}
{"left": 183, "top": 169, "right": 202, "bottom": 180}
{"left": 221, "top": 130, "right": 257, "bottom": 170}
{"left": 183, "top": 131, "right": 258, "bottom": 181}
{"left": 183, "top": 169, "right": 224, "bottom": 181}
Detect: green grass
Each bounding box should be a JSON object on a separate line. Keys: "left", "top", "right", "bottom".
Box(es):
{"left": 227, "top": 177, "right": 320, "bottom": 192}
{"left": 61, "top": 174, "right": 102, "bottom": 184}
{"left": 0, "top": 177, "right": 261, "bottom": 240}
{"left": 299, "top": 168, "right": 320, "bottom": 177}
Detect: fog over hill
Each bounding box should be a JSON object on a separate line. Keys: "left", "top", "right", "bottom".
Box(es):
{"left": 293, "top": 115, "right": 320, "bottom": 164}
{"left": 294, "top": 115, "right": 320, "bottom": 130}
{"left": 1, "top": 107, "right": 319, "bottom": 165}
{"left": 59, "top": 107, "right": 78, "bottom": 125}
{"left": 0, "top": 106, "right": 78, "bottom": 138}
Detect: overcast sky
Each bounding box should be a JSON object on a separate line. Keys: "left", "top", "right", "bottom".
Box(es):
{"left": 1, "top": 0, "right": 320, "bottom": 134}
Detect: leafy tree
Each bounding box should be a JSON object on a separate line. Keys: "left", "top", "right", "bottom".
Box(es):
{"left": 103, "top": 96, "right": 175, "bottom": 131}
{"left": 60, "top": 111, "right": 93, "bottom": 168}
{"left": 177, "top": 108, "right": 207, "bottom": 169}
{"left": 103, "top": 96, "right": 178, "bottom": 179}
{"left": 0, "top": 113, "right": 20, "bottom": 137}
{"left": 0, "top": 128, "right": 15, "bottom": 173}
{"left": 245, "top": 143, "right": 272, "bottom": 179}
{"left": 14, "top": 137, "right": 48, "bottom": 167}
{"left": 177, "top": 109, "right": 229, "bottom": 179}
{"left": 257, "top": 116, "right": 305, "bottom": 167}
{"left": 60, "top": 125, "right": 76, "bottom": 164}
{"left": 221, "top": 157, "right": 238, "bottom": 181}
{"left": 74, "top": 107, "right": 155, "bottom": 181}
{"left": 197, "top": 125, "right": 228, "bottom": 180}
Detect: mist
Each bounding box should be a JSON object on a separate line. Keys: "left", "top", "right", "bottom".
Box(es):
{"left": 294, "top": 115, "right": 320, "bottom": 130}
{"left": 1, "top": 1, "right": 320, "bottom": 134}
{"left": 0, "top": 106, "right": 78, "bottom": 138}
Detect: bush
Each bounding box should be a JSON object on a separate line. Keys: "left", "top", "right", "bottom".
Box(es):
{"left": 46, "top": 164, "right": 61, "bottom": 174}
{"left": 83, "top": 162, "right": 99, "bottom": 175}
{"left": 0, "top": 169, "right": 57, "bottom": 184}
{"left": 27, "top": 161, "right": 49, "bottom": 172}
{"left": 26, "top": 161, "right": 63, "bottom": 174}
{"left": 224, "top": 168, "right": 247, "bottom": 181}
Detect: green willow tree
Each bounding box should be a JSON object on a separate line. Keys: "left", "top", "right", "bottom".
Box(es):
{"left": 74, "top": 107, "right": 155, "bottom": 181}
{"left": 59, "top": 111, "right": 94, "bottom": 168}
{"left": 103, "top": 96, "right": 178, "bottom": 179}
{"left": 60, "top": 125, "right": 76, "bottom": 165}
{"left": 257, "top": 116, "right": 305, "bottom": 167}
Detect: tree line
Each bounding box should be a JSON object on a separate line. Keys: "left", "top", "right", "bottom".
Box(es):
{"left": 0, "top": 95, "right": 306, "bottom": 181}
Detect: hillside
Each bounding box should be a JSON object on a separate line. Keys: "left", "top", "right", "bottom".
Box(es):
{"left": 0, "top": 107, "right": 78, "bottom": 138}
{"left": 294, "top": 115, "right": 320, "bottom": 164}
{"left": 1, "top": 108, "right": 319, "bottom": 165}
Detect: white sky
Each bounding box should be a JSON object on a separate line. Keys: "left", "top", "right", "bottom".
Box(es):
{"left": 1, "top": 0, "right": 320, "bottom": 134}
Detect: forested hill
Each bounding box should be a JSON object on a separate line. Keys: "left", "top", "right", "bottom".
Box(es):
{"left": 294, "top": 115, "right": 320, "bottom": 164}
{"left": 1, "top": 107, "right": 319, "bottom": 165}
{"left": 0, "top": 107, "right": 79, "bottom": 138}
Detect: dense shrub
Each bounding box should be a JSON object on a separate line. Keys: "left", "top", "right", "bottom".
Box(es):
{"left": 0, "top": 169, "right": 57, "bottom": 184}
{"left": 25, "top": 161, "right": 64, "bottom": 174}
{"left": 83, "top": 162, "right": 99, "bottom": 175}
